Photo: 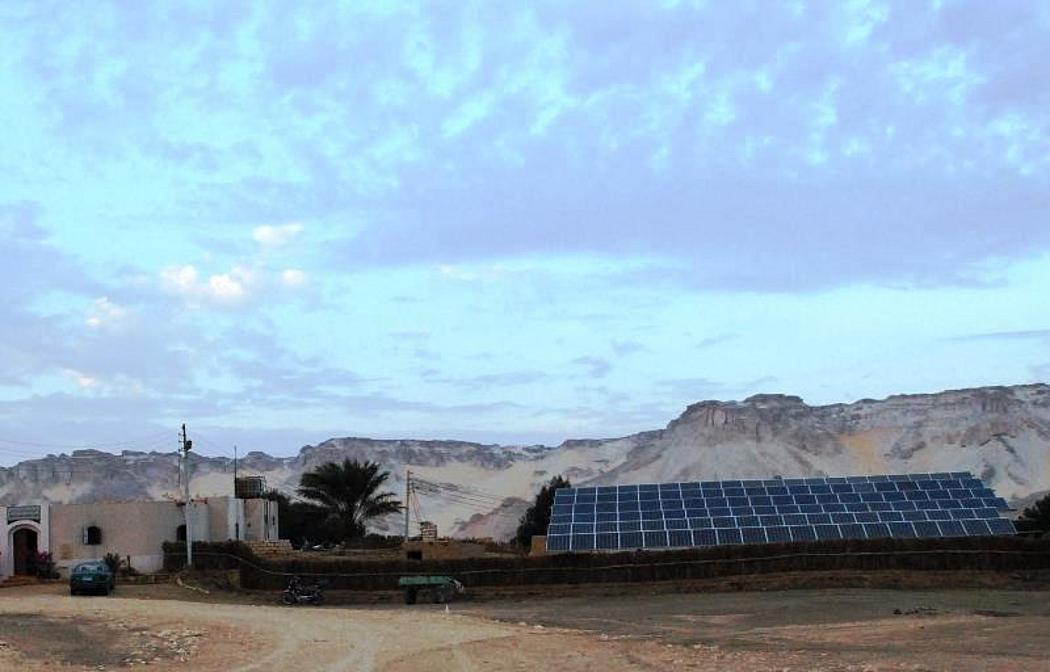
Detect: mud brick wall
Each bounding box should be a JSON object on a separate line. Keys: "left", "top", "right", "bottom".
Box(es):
{"left": 204, "top": 536, "right": 1050, "bottom": 591}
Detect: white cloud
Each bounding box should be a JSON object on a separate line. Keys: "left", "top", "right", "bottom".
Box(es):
{"left": 85, "top": 297, "right": 126, "bottom": 329}
{"left": 841, "top": 0, "right": 890, "bottom": 46}
{"left": 207, "top": 273, "right": 247, "bottom": 300}
{"left": 160, "top": 264, "right": 253, "bottom": 305}
{"left": 436, "top": 264, "right": 515, "bottom": 282}
{"left": 704, "top": 92, "right": 736, "bottom": 127}
{"left": 892, "top": 47, "right": 984, "bottom": 106}
{"left": 160, "top": 265, "right": 198, "bottom": 293}
{"left": 64, "top": 368, "right": 99, "bottom": 390}
{"left": 253, "top": 223, "right": 304, "bottom": 247}
{"left": 281, "top": 268, "right": 306, "bottom": 287}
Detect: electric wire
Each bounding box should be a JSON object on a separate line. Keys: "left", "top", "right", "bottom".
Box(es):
{"left": 412, "top": 488, "right": 506, "bottom": 511}
{"left": 410, "top": 477, "right": 519, "bottom": 518}
{"left": 0, "top": 428, "right": 175, "bottom": 450}
{"left": 412, "top": 476, "right": 508, "bottom": 504}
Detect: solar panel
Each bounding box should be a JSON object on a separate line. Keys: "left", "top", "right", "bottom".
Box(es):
{"left": 644, "top": 531, "right": 669, "bottom": 548}
{"left": 545, "top": 472, "right": 1017, "bottom": 553}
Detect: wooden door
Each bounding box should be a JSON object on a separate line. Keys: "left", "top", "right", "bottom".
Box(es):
{"left": 12, "top": 528, "right": 38, "bottom": 575}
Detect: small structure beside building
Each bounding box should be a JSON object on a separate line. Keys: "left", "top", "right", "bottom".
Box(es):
{"left": 234, "top": 476, "right": 267, "bottom": 499}
{"left": 419, "top": 521, "right": 438, "bottom": 542}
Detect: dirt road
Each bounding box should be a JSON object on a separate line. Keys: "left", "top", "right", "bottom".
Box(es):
{"left": 1, "top": 583, "right": 1048, "bottom": 671}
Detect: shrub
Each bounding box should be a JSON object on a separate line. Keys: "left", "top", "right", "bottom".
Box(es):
{"left": 34, "top": 551, "right": 58, "bottom": 579}
{"left": 102, "top": 552, "right": 124, "bottom": 576}
{"left": 515, "top": 475, "right": 570, "bottom": 548}
{"left": 1016, "top": 493, "right": 1050, "bottom": 534}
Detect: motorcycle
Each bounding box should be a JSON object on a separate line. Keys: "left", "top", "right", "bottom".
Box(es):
{"left": 280, "top": 576, "right": 326, "bottom": 606}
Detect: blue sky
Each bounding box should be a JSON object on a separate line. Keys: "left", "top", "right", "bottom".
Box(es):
{"left": 1, "top": 0, "right": 1048, "bottom": 461}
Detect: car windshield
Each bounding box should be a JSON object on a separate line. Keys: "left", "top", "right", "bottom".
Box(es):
{"left": 74, "top": 563, "right": 105, "bottom": 573}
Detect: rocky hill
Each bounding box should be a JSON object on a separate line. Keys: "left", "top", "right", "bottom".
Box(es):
{"left": 2, "top": 383, "right": 1048, "bottom": 540}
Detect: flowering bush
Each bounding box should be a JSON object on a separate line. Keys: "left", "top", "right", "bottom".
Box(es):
{"left": 34, "top": 551, "right": 57, "bottom": 579}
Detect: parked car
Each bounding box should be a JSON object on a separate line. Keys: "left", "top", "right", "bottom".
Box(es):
{"left": 69, "top": 560, "right": 115, "bottom": 596}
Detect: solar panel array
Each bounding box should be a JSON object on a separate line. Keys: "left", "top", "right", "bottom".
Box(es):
{"left": 546, "top": 472, "right": 1016, "bottom": 553}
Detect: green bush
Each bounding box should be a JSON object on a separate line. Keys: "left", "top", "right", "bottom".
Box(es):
{"left": 1016, "top": 493, "right": 1050, "bottom": 534}
{"left": 102, "top": 552, "right": 124, "bottom": 575}
{"left": 34, "top": 551, "right": 58, "bottom": 579}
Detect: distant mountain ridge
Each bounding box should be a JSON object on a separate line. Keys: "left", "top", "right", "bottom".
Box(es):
{"left": 2, "top": 383, "right": 1048, "bottom": 541}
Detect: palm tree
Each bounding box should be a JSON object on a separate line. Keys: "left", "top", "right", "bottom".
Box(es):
{"left": 296, "top": 459, "right": 403, "bottom": 541}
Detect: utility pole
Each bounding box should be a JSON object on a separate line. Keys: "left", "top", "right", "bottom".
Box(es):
{"left": 180, "top": 423, "right": 193, "bottom": 568}
{"left": 233, "top": 444, "right": 239, "bottom": 541}
{"left": 404, "top": 470, "right": 411, "bottom": 540}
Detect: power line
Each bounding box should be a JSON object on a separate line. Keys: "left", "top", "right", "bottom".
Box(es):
{"left": 411, "top": 487, "right": 520, "bottom": 518}
{"left": 188, "top": 430, "right": 236, "bottom": 457}
{"left": 413, "top": 491, "right": 514, "bottom": 515}
{"left": 412, "top": 486, "right": 501, "bottom": 509}
{"left": 412, "top": 477, "right": 508, "bottom": 504}
{"left": 0, "top": 428, "right": 175, "bottom": 450}
{"left": 420, "top": 489, "right": 511, "bottom": 510}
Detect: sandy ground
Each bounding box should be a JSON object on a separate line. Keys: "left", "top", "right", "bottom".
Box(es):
{"left": 1, "top": 580, "right": 1048, "bottom": 671}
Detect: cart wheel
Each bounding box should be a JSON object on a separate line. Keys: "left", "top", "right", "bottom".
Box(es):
{"left": 404, "top": 588, "right": 418, "bottom": 605}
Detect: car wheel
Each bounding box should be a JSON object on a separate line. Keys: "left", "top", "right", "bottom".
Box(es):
{"left": 70, "top": 589, "right": 77, "bottom": 596}
{"left": 404, "top": 588, "right": 418, "bottom": 605}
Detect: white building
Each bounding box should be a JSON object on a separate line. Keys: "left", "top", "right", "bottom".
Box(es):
{"left": 0, "top": 496, "right": 279, "bottom": 580}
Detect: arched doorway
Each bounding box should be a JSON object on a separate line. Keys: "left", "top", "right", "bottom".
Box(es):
{"left": 12, "top": 527, "right": 39, "bottom": 575}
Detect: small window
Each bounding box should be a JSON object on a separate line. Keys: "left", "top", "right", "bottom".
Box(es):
{"left": 176, "top": 524, "right": 187, "bottom": 542}
{"left": 84, "top": 526, "right": 102, "bottom": 545}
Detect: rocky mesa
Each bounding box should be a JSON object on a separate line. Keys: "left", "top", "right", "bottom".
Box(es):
{"left": 2, "top": 383, "right": 1048, "bottom": 541}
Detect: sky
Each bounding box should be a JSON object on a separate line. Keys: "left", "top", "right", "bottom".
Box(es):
{"left": 1, "top": 0, "right": 1048, "bottom": 462}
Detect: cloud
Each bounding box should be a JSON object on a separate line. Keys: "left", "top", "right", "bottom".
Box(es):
{"left": 658, "top": 375, "right": 780, "bottom": 403}
{"left": 572, "top": 356, "right": 612, "bottom": 379}
{"left": 2, "top": 3, "right": 1049, "bottom": 456}
{"left": 85, "top": 297, "right": 127, "bottom": 329}
{"left": 160, "top": 264, "right": 252, "bottom": 305}
{"left": 659, "top": 377, "right": 724, "bottom": 400}
{"left": 946, "top": 329, "right": 1050, "bottom": 343}
{"left": 207, "top": 272, "right": 248, "bottom": 300}
{"left": 440, "top": 370, "right": 550, "bottom": 388}
{"left": 253, "top": 223, "right": 303, "bottom": 247}
{"left": 280, "top": 268, "right": 306, "bottom": 287}
{"left": 697, "top": 334, "right": 738, "bottom": 349}
{"left": 160, "top": 265, "right": 199, "bottom": 293}
{"left": 64, "top": 369, "right": 99, "bottom": 390}
{"left": 9, "top": 3, "right": 1046, "bottom": 292}
{"left": 611, "top": 340, "right": 648, "bottom": 357}
{"left": 436, "top": 264, "right": 522, "bottom": 283}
